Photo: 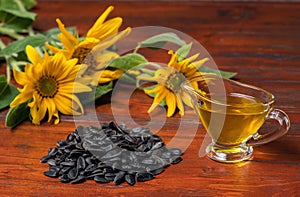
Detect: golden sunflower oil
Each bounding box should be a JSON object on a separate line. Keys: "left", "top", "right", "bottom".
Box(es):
{"left": 197, "top": 93, "right": 269, "bottom": 145}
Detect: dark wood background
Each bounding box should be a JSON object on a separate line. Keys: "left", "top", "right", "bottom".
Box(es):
{"left": 0, "top": 1, "right": 299, "bottom": 196}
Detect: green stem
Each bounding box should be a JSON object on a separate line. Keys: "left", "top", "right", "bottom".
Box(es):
{"left": 27, "top": 26, "right": 35, "bottom": 36}
{"left": 133, "top": 45, "right": 140, "bottom": 54}
{"left": 141, "top": 68, "right": 155, "bottom": 76}
{"left": 14, "top": 0, "right": 27, "bottom": 11}
{"left": 0, "top": 40, "right": 11, "bottom": 83}
{"left": 0, "top": 39, "right": 5, "bottom": 49}
{"left": 6, "top": 62, "right": 11, "bottom": 83}
{"left": 7, "top": 57, "right": 22, "bottom": 72}
{"left": 0, "top": 26, "right": 24, "bottom": 40}
{"left": 147, "top": 62, "right": 162, "bottom": 69}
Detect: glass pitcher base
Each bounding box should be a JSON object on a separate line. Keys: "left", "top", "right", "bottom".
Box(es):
{"left": 205, "top": 143, "right": 253, "bottom": 163}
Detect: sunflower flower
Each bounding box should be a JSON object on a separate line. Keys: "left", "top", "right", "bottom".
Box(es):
{"left": 46, "top": 6, "right": 130, "bottom": 86}
{"left": 10, "top": 45, "right": 92, "bottom": 125}
{"left": 139, "top": 50, "right": 209, "bottom": 117}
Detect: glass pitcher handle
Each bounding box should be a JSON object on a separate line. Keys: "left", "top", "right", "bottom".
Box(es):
{"left": 246, "top": 109, "right": 290, "bottom": 146}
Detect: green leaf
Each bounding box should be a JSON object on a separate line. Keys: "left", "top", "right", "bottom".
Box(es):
{"left": 81, "top": 82, "right": 113, "bottom": 104}
{"left": 145, "top": 41, "right": 166, "bottom": 50}
{"left": 0, "top": 0, "right": 36, "bottom": 10}
{"left": 0, "top": 75, "right": 18, "bottom": 110}
{"left": 198, "top": 66, "right": 237, "bottom": 78}
{"left": 143, "top": 85, "right": 166, "bottom": 106}
{"left": 137, "top": 32, "right": 186, "bottom": 50}
{"left": 22, "top": 0, "right": 37, "bottom": 10}
{"left": 109, "top": 53, "right": 148, "bottom": 71}
{"left": 0, "top": 34, "right": 47, "bottom": 57}
{"left": 0, "top": 0, "right": 37, "bottom": 31}
{"left": 94, "top": 82, "right": 113, "bottom": 101}
{"left": 176, "top": 43, "right": 192, "bottom": 62}
{"left": 0, "top": 75, "right": 6, "bottom": 82}
{"left": 0, "top": 8, "right": 36, "bottom": 31}
{"left": 0, "top": 84, "right": 18, "bottom": 110}
{"left": 5, "top": 101, "right": 30, "bottom": 128}
{"left": 0, "top": 75, "right": 9, "bottom": 96}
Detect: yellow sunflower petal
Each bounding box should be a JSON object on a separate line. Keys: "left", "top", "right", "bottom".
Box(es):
{"left": 57, "top": 33, "right": 74, "bottom": 53}
{"left": 30, "top": 96, "right": 47, "bottom": 125}
{"left": 93, "top": 18, "right": 122, "bottom": 41}
{"left": 98, "top": 69, "right": 123, "bottom": 78}
{"left": 59, "top": 82, "right": 92, "bottom": 93}
{"left": 137, "top": 75, "right": 156, "bottom": 82}
{"left": 95, "top": 52, "right": 119, "bottom": 70}
{"left": 46, "top": 52, "right": 66, "bottom": 77}
{"left": 54, "top": 112, "right": 60, "bottom": 124}
{"left": 92, "top": 27, "right": 131, "bottom": 53}
{"left": 78, "top": 37, "right": 100, "bottom": 49}
{"left": 183, "top": 66, "right": 198, "bottom": 78}
{"left": 191, "top": 57, "right": 209, "bottom": 70}
{"left": 148, "top": 87, "right": 169, "bottom": 113}
{"left": 168, "top": 50, "right": 180, "bottom": 69}
{"left": 12, "top": 68, "right": 29, "bottom": 86}
{"left": 98, "top": 78, "right": 112, "bottom": 84}
{"left": 168, "top": 50, "right": 176, "bottom": 64}
{"left": 86, "top": 6, "right": 115, "bottom": 38}
{"left": 10, "top": 89, "right": 32, "bottom": 107}
{"left": 56, "top": 58, "right": 79, "bottom": 82}
{"left": 77, "top": 76, "right": 95, "bottom": 86}
{"left": 44, "top": 98, "right": 56, "bottom": 122}
{"left": 144, "top": 84, "right": 163, "bottom": 94}
{"left": 56, "top": 18, "right": 79, "bottom": 46}
{"left": 57, "top": 92, "right": 84, "bottom": 114}
{"left": 166, "top": 92, "right": 176, "bottom": 117}
{"left": 54, "top": 94, "right": 74, "bottom": 115}
{"left": 26, "top": 45, "right": 42, "bottom": 65}
{"left": 185, "top": 53, "right": 200, "bottom": 63}
{"left": 45, "top": 43, "right": 61, "bottom": 54}
{"left": 181, "top": 91, "right": 193, "bottom": 108}
{"left": 175, "top": 93, "right": 184, "bottom": 116}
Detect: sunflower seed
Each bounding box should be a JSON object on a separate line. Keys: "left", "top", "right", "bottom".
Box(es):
{"left": 94, "top": 175, "right": 110, "bottom": 183}
{"left": 56, "top": 140, "right": 68, "bottom": 147}
{"left": 48, "top": 148, "right": 58, "bottom": 156}
{"left": 44, "top": 170, "right": 59, "bottom": 178}
{"left": 125, "top": 174, "right": 136, "bottom": 186}
{"left": 77, "top": 156, "right": 86, "bottom": 170}
{"left": 47, "top": 159, "right": 56, "bottom": 166}
{"left": 49, "top": 166, "right": 60, "bottom": 172}
{"left": 67, "top": 168, "right": 78, "bottom": 180}
{"left": 104, "top": 173, "right": 117, "bottom": 181}
{"left": 41, "top": 122, "right": 183, "bottom": 185}
{"left": 40, "top": 155, "right": 52, "bottom": 163}
{"left": 169, "top": 148, "right": 182, "bottom": 156}
{"left": 147, "top": 167, "right": 164, "bottom": 175}
{"left": 113, "top": 171, "right": 125, "bottom": 185}
{"left": 136, "top": 172, "right": 154, "bottom": 182}
{"left": 59, "top": 174, "right": 70, "bottom": 183}
{"left": 70, "top": 175, "right": 85, "bottom": 184}
{"left": 60, "top": 161, "right": 75, "bottom": 167}
{"left": 60, "top": 166, "right": 71, "bottom": 174}
{"left": 169, "top": 156, "right": 183, "bottom": 164}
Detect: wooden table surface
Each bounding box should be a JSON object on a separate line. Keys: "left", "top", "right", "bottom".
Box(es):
{"left": 1, "top": 1, "right": 299, "bottom": 196}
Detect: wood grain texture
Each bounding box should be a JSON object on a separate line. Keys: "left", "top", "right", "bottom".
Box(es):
{"left": 0, "top": 1, "right": 299, "bottom": 196}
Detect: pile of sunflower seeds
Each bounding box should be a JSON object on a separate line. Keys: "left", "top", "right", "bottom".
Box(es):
{"left": 40, "top": 122, "right": 183, "bottom": 186}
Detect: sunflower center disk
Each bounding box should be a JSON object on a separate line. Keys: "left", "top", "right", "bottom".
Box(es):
{"left": 36, "top": 76, "right": 58, "bottom": 98}
{"left": 165, "top": 71, "right": 186, "bottom": 93}
{"left": 72, "top": 47, "right": 92, "bottom": 64}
